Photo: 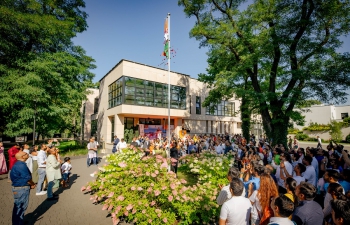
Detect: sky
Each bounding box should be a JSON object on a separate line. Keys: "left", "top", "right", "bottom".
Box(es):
{"left": 73, "top": 0, "right": 350, "bottom": 104}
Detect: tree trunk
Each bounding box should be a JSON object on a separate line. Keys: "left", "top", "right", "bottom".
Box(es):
{"left": 270, "top": 117, "right": 289, "bottom": 147}
{"left": 241, "top": 96, "right": 251, "bottom": 141}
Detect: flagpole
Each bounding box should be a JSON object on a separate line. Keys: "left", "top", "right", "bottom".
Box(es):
{"left": 167, "top": 13, "right": 171, "bottom": 157}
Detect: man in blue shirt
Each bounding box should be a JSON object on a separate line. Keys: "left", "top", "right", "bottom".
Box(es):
{"left": 10, "top": 151, "right": 36, "bottom": 225}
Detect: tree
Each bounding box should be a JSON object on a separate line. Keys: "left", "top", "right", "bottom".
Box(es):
{"left": 179, "top": 0, "right": 350, "bottom": 145}
{"left": 0, "top": 0, "right": 95, "bottom": 138}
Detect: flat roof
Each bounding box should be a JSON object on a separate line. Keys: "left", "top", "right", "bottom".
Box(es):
{"left": 99, "top": 59, "right": 191, "bottom": 82}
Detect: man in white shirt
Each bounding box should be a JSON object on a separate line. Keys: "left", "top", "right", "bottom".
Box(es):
{"left": 268, "top": 195, "right": 295, "bottom": 225}
{"left": 302, "top": 155, "right": 317, "bottom": 187}
{"left": 23, "top": 144, "right": 33, "bottom": 173}
{"left": 323, "top": 170, "right": 344, "bottom": 218}
{"left": 36, "top": 144, "right": 48, "bottom": 195}
{"left": 317, "top": 136, "right": 322, "bottom": 149}
{"left": 116, "top": 138, "right": 127, "bottom": 152}
{"left": 217, "top": 167, "right": 246, "bottom": 205}
{"left": 219, "top": 178, "right": 252, "bottom": 225}
{"left": 307, "top": 148, "right": 319, "bottom": 180}
{"left": 274, "top": 153, "right": 293, "bottom": 193}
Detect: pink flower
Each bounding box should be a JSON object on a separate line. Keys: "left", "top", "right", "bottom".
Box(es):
{"left": 137, "top": 187, "right": 143, "bottom": 191}
{"left": 161, "top": 186, "right": 167, "bottom": 190}
{"left": 112, "top": 218, "right": 120, "bottom": 225}
{"left": 154, "top": 190, "right": 161, "bottom": 196}
{"left": 156, "top": 155, "right": 163, "bottom": 159}
{"left": 158, "top": 213, "right": 161, "bottom": 218}
{"left": 108, "top": 205, "right": 113, "bottom": 211}
{"left": 155, "top": 209, "right": 161, "bottom": 213}
{"left": 102, "top": 204, "right": 108, "bottom": 210}
{"left": 132, "top": 209, "right": 137, "bottom": 214}
{"left": 150, "top": 183, "right": 154, "bottom": 187}
{"left": 124, "top": 211, "right": 129, "bottom": 216}
{"left": 126, "top": 204, "right": 133, "bottom": 211}
{"left": 131, "top": 186, "right": 136, "bottom": 191}
{"left": 111, "top": 213, "right": 116, "bottom": 218}
{"left": 89, "top": 196, "right": 94, "bottom": 200}
{"left": 170, "top": 158, "right": 177, "bottom": 162}
{"left": 170, "top": 183, "right": 176, "bottom": 189}
{"left": 116, "top": 195, "right": 125, "bottom": 201}
{"left": 86, "top": 186, "right": 91, "bottom": 191}
{"left": 146, "top": 172, "right": 150, "bottom": 176}
{"left": 172, "top": 190, "right": 178, "bottom": 196}
{"left": 155, "top": 170, "right": 159, "bottom": 175}
{"left": 163, "top": 218, "right": 168, "bottom": 223}
{"left": 180, "top": 179, "right": 187, "bottom": 184}
{"left": 160, "top": 162, "right": 168, "bottom": 169}
{"left": 150, "top": 201, "right": 156, "bottom": 206}
{"left": 168, "top": 195, "right": 173, "bottom": 201}
{"left": 116, "top": 205, "right": 122, "bottom": 211}
{"left": 148, "top": 219, "right": 152, "bottom": 223}
{"left": 118, "top": 162, "right": 127, "bottom": 168}
{"left": 107, "top": 192, "right": 114, "bottom": 198}
{"left": 151, "top": 173, "right": 156, "bottom": 177}
{"left": 81, "top": 186, "right": 86, "bottom": 191}
{"left": 147, "top": 187, "right": 153, "bottom": 193}
{"left": 142, "top": 209, "right": 146, "bottom": 214}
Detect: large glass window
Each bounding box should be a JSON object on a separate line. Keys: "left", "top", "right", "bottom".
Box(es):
{"left": 108, "top": 76, "right": 186, "bottom": 110}
{"left": 206, "top": 101, "right": 235, "bottom": 117}
{"left": 108, "top": 78, "right": 123, "bottom": 108}
{"left": 91, "top": 119, "right": 97, "bottom": 137}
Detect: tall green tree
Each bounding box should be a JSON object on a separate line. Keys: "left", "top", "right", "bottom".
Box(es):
{"left": 0, "top": 0, "right": 95, "bottom": 138}
{"left": 179, "top": 0, "right": 350, "bottom": 145}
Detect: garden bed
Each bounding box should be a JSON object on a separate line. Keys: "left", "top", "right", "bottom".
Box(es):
{"left": 81, "top": 147, "right": 235, "bottom": 225}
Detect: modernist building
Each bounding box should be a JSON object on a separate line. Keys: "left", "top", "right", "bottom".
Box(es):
{"left": 81, "top": 59, "right": 242, "bottom": 143}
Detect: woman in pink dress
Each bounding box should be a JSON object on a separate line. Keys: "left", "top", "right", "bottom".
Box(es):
{"left": 0, "top": 142, "right": 8, "bottom": 174}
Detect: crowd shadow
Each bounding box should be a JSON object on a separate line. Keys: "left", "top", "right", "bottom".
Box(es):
{"left": 23, "top": 174, "right": 79, "bottom": 224}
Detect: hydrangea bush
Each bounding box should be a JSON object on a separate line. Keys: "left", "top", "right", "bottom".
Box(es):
{"left": 81, "top": 148, "right": 234, "bottom": 225}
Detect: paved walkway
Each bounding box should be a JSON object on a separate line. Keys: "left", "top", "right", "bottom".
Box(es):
{"left": 0, "top": 151, "right": 119, "bottom": 225}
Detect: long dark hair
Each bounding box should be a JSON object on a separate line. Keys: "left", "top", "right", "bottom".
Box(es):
{"left": 285, "top": 177, "right": 299, "bottom": 207}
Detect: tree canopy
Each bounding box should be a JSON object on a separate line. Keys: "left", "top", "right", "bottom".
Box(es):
{"left": 0, "top": 0, "right": 95, "bottom": 138}
{"left": 179, "top": 0, "right": 350, "bottom": 145}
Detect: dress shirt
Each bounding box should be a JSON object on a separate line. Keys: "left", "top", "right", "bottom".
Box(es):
{"left": 10, "top": 161, "right": 32, "bottom": 187}
{"left": 37, "top": 150, "right": 47, "bottom": 168}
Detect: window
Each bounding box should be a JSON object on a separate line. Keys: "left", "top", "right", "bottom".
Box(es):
{"left": 206, "top": 101, "right": 235, "bottom": 117}
{"left": 91, "top": 119, "right": 97, "bottom": 137}
{"left": 341, "top": 113, "right": 349, "bottom": 120}
{"left": 108, "top": 78, "right": 123, "bottom": 108}
{"left": 93, "top": 97, "right": 99, "bottom": 114}
{"left": 189, "top": 95, "right": 191, "bottom": 114}
{"left": 237, "top": 122, "right": 242, "bottom": 129}
{"left": 211, "top": 121, "right": 213, "bottom": 133}
{"left": 196, "top": 96, "right": 201, "bottom": 114}
{"left": 110, "top": 117, "right": 115, "bottom": 142}
{"left": 206, "top": 120, "right": 208, "bottom": 133}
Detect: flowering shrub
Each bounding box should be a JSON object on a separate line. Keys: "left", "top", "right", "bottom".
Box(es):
{"left": 82, "top": 148, "right": 233, "bottom": 225}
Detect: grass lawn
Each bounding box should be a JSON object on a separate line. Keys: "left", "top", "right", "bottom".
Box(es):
{"left": 57, "top": 140, "right": 88, "bottom": 157}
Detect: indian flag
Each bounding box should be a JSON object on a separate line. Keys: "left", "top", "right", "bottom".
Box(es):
{"left": 162, "top": 17, "right": 169, "bottom": 58}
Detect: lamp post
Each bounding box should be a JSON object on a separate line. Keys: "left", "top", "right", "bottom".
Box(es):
{"left": 33, "top": 99, "right": 37, "bottom": 145}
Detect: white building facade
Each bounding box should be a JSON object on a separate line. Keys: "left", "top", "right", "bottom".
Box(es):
{"left": 82, "top": 59, "right": 242, "bottom": 143}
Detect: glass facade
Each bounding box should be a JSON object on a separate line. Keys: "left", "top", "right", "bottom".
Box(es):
{"left": 206, "top": 101, "right": 235, "bottom": 117}
{"left": 108, "top": 76, "right": 186, "bottom": 110}
{"left": 108, "top": 78, "right": 123, "bottom": 108}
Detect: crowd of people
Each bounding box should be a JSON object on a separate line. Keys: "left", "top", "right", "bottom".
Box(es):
{"left": 0, "top": 140, "right": 72, "bottom": 225}
{"left": 111, "top": 132, "right": 350, "bottom": 225}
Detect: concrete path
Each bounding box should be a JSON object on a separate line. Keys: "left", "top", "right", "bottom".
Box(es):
{"left": 0, "top": 152, "right": 118, "bottom": 225}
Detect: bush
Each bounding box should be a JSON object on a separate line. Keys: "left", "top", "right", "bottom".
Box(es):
{"left": 346, "top": 134, "right": 350, "bottom": 143}
{"left": 330, "top": 120, "right": 343, "bottom": 143}
{"left": 82, "top": 147, "right": 234, "bottom": 224}
{"left": 288, "top": 128, "right": 299, "bottom": 134}
{"left": 295, "top": 133, "right": 309, "bottom": 141}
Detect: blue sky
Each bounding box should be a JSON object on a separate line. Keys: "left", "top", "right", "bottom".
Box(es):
{"left": 73, "top": 0, "right": 350, "bottom": 103}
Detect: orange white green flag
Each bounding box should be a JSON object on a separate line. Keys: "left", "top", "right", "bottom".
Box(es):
{"left": 162, "top": 17, "right": 169, "bottom": 58}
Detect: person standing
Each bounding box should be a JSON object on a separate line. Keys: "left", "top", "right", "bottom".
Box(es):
{"left": 292, "top": 182, "right": 323, "bottom": 225}
{"left": 219, "top": 178, "right": 252, "bottom": 225}
{"left": 112, "top": 135, "right": 119, "bottom": 154}
{"left": 8, "top": 143, "right": 20, "bottom": 182}
{"left": 22, "top": 144, "right": 33, "bottom": 174}
{"left": 0, "top": 142, "right": 8, "bottom": 175}
{"left": 268, "top": 195, "right": 295, "bottom": 225}
{"left": 116, "top": 138, "right": 127, "bottom": 153}
{"left": 46, "top": 148, "right": 61, "bottom": 200}
{"left": 169, "top": 142, "right": 179, "bottom": 174}
{"left": 30, "top": 146, "right": 39, "bottom": 184}
{"left": 36, "top": 144, "right": 47, "bottom": 196}
{"left": 317, "top": 136, "right": 322, "bottom": 149}
{"left": 87, "top": 138, "right": 97, "bottom": 167}
{"left": 10, "top": 151, "right": 36, "bottom": 225}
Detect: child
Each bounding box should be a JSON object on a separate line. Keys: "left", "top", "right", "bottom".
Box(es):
{"left": 61, "top": 157, "right": 72, "bottom": 188}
